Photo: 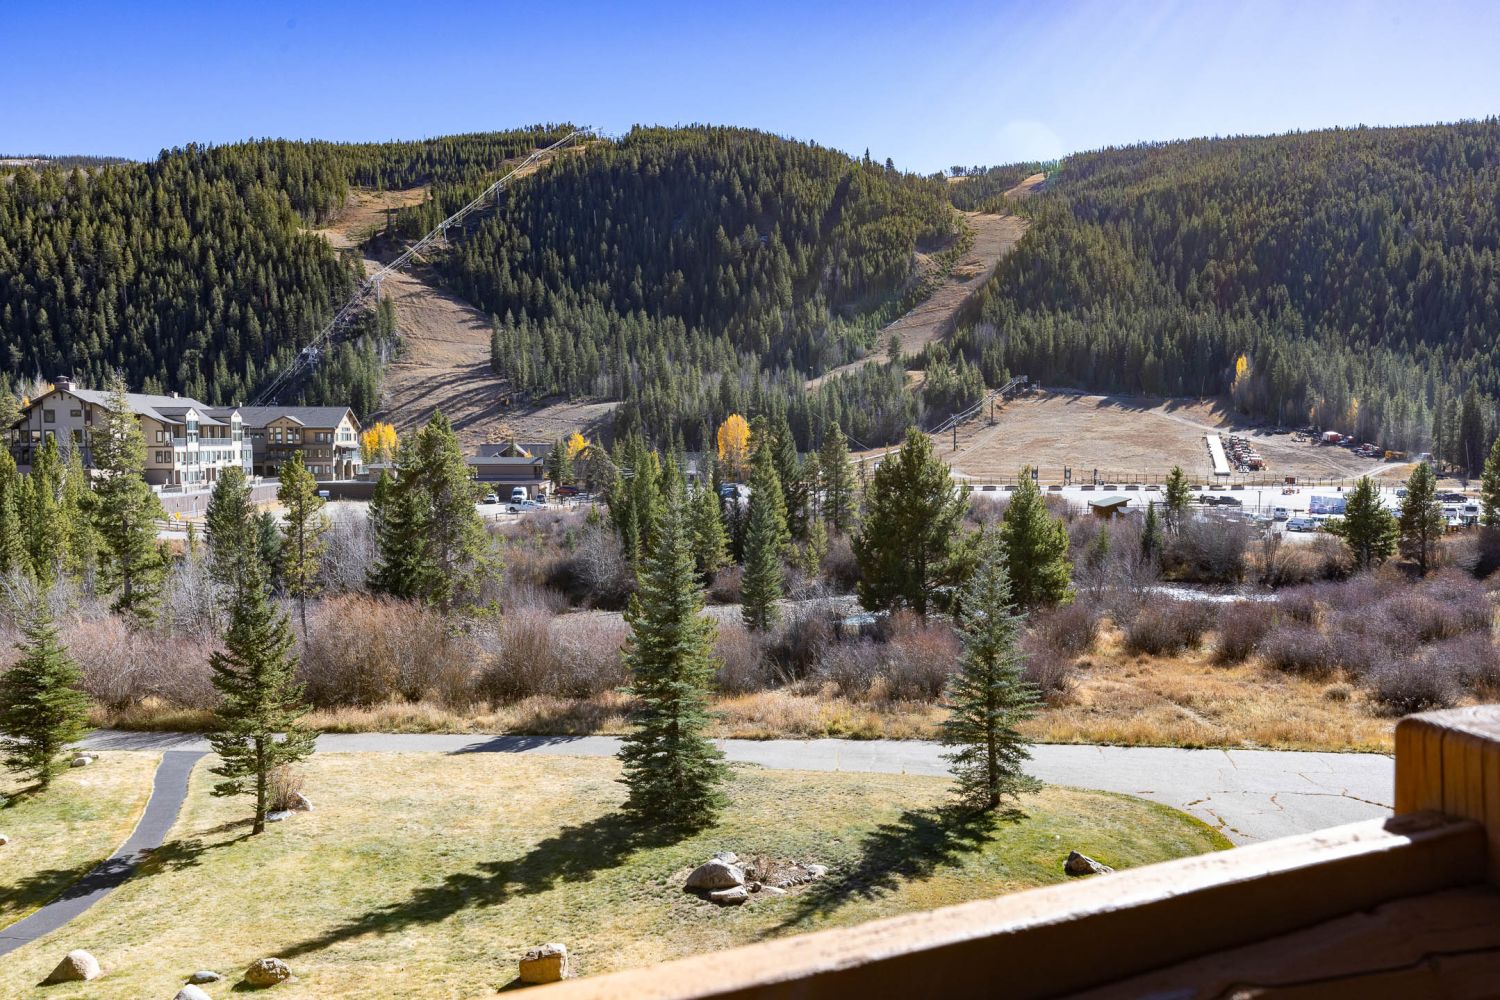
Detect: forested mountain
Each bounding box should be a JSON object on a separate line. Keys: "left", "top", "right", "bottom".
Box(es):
{"left": 0, "top": 127, "right": 569, "bottom": 412}
{"left": 416, "top": 126, "right": 958, "bottom": 449}
{"left": 947, "top": 120, "right": 1500, "bottom": 467}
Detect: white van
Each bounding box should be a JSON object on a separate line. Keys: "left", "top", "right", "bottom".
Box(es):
{"left": 510, "top": 487, "right": 527, "bottom": 504}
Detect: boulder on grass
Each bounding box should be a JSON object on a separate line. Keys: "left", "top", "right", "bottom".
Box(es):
{"left": 243, "top": 957, "right": 292, "bottom": 987}
{"left": 805, "top": 864, "right": 828, "bottom": 879}
{"left": 188, "top": 970, "right": 224, "bottom": 984}
{"left": 1065, "top": 851, "right": 1114, "bottom": 876}
{"left": 709, "top": 885, "right": 749, "bottom": 905}
{"left": 174, "top": 987, "right": 212, "bottom": 1000}
{"left": 70, "top": 755, "right": 95, "bottom": 768}
{"left": 265, "top": 810, "right": 293, "bottom": 823}
{"left": 289, "top": 792, "right": 313, "bottom": 812}
{"left": 0, "top": 833, "right": 9, "bottom": 847}
{"left": 684, "top": 859, "right": 745, "bottom": 891}
{"left": 712, "top": 851, "right": 738, "bottom": 864}
{"left": 518, "top": 943, "right": 569, "bottom": 984}
{"left": 44, "top": 950, "right": 101, "bottom": 983}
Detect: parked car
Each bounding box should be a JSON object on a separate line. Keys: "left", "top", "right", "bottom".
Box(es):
{"left": 507, "top": 499, "right": 543, "bottom": 513}
{"left": 1272, "top": 507, "right": 1291, "bottom": 521}
{"left": 1441, "top": 492, "right": 1468, "bottom": 503}
{"left": 1286, "top": 517, "right": 1317, "bottom": 532}
{"left": 557, "top": 485, "right": 581, "bottom": 497}
{"left": 1197, "top": 494, "right": 1220, "bottom": 506}
{"left": 509, "top": 487, "right": 528, "bottom": 503}
{"left": 1217, "top": 495, "right": 1243, "bottom": 507}
{"left": 482, "top": 492, "right": 500, "bottom": 505}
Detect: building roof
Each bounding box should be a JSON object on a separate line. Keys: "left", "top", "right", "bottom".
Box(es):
{"left": 221, "top": 406, "right": 356, "bottom": 429}
{"left": 1089, "top": 495, "right": 1132, "bottom": 508}
{"left": 476, "top": 441, "right": 553, "bottom": 459}
{"left": 59, "top": 387, "right": 229, "bottom": 426}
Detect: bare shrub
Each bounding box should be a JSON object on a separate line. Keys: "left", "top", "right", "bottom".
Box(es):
{"left": 301, "top": 595, "right": 475, "bottom": 708}
{"left": 709, "top": 565, "right": 743, "bottom": 605}
{"left": 551, "top": 616, "right": 628, "bottom": 698}
{"left": 1386, "top": 593, "right": 1470, "bottom": 643}
{"left": 1277, "top": 587, "right": 1322, "bottom": 625}
{"left": 1367, "top": 658, "right": 1460, "bottom": 715}
{"left": 551, "top": 521, "right": 633, "bottom": 608}
{"left": 1027, "top": 602, "right": 1100, "bottom": 659}
{"left": 965, "top": 494, "right": 1007, "bottom": 527}
{"left": 1258, "top": 622, "right": 1337, "bottom": 677}
{"left": 1167, "top": 516, "right": 1249, "bottom": 584}
{"left": 268, "top": 765, "right": 306, "bottom": 812}
{"left": 715, "top": 623, "right": 774, "bottom": 694}
{"left": 1425, "top": 632, "right": 1500, "bottom": 697}
{"left": 878, "top": 618, "right": 961, "bottom": 701}
{"left": 1445, "top": 528, "right": 1500, "bottom": 580}
{"left": 817, "top": 642, "right": 883, "bottom": 698}
{"left": 1020, "top": 645, "right": 1074, "bottom": 704}
{"left": 766, "top": 606, "right": 833, "bottom": 681}
{"left": 1213, "top": 601, "right": 1276, "bottom": 664}
{"left": 502, "top": 580, "right": 570, "bottom": 614}
{"left": 478, "top": 606, "right": 558, "bottom": 702}
{"left": 821, "top": 534, "right": 860, "bottom": 594}
{"left": 66, "top": 617, "right": 218, "bottom": 710}
{"left": 1261, "top": 536, "right": 1352, "bottom": 587}
{"left": 320, "top": 507, "right": 377, "bottom": 593}
{"left": 1122, "top": 600, "right": 1216, "bottom": 656}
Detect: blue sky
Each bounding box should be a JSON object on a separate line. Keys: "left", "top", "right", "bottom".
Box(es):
{"left": 4, "top": 0, "right": 1498, "bottom": 173}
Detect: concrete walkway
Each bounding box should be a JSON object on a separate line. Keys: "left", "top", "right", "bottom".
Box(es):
{"left": 0, "top": 750, "right": 205, "bottom": 958}
{"left": 80, "top": 732, "right": 1393, "bottom": 845}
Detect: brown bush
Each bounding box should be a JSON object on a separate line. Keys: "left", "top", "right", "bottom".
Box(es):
{"left": 301, "top": 595, "right": 475, "bottom": 708}
{"left": 1027, "top": 602, "right": 1100, "bottom": 659}
{"left": 1260, "top": 536, "right": 1352, "bottom": 587}
{"left": 715, "top": 623, "right": 774, "bottom": 694}
{"left": 1367, "top": 658, "right": 1459, "bottom": 715}
{"left": 709, "top": 565, "right": 743, "bottom": 605}
{"left": 878, "top": 619, "right": 961, "bottom": 701}
{"left": 821, "top": 534, "right": 860, "bottom": 594}
{"left": 1213, "top": 601, "right": 1276, "bottom": 664}
{"left": 477, "top": 606, "right": 558, "bottom": 702}
{"left": 1166, "top": 517, "right": 1250, "bottom": 584}
{"left": 817, "top": 641, "right": 883, "bottom": 698}
{"left": 1122, "top": 600, "right": 1216, "bottom": 656}
{"left": 767, "top": 609, "right": 833, "bottom": 681}
{"left": 1258, "top": 622, "right": 1337, "bottom": 677}
{"left": 1021, "top": 646, "right": 1074, "bottom": 704}
{"left": 1428, "top": 632, "right": 1500, "bottom": 697}
{"left": 66, "top": 617, "right": 218, "bottom": 710}
{"left": 550, "top": 616, "right": 628, "bottom": 698}
{"left": 268, "top": 765, "right": 306, "bottom": 812}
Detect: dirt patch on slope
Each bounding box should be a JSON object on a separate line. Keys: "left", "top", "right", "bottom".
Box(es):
{"left": 805, "top": 210, "right": 1028, "bottom": 390}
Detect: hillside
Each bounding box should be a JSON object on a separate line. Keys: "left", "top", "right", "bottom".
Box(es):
{"left": 948, "top": 119, "right": 1500, "bottom": 470}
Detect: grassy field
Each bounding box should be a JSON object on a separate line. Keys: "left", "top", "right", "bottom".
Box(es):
{"left": 0, "top": 753, "right": 1227, "bottom": 998}
{"left": 0, "top": 752, "right": 159, "bottom": 928}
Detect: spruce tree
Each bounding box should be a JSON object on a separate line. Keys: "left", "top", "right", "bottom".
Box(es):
{"left": 206, "top": 465, "right": 258, "bottom": 594}
{"left": 545, "top": 437, "right": 574, "bottom": 488}
{"left": 410, "top": 411, "right": 490, "bottom": 609}
{"left": 0, "top": 599, "right": 91, "bottom": 791}
{"left": 92, "top": 373, "right": 165, "bottom": 627}
{"left": 998, "top": 471, "right": 1073, "bottom": 609}
{"left": 617, "top": 483, "right": 728, "bottom": 831}
{"left": 1140, "top": 501, "right": 1164, "bottom": 565}
{"left": 59, "top": 445, "right": 97, "bottom": 580}
{"left": 23, "top": 438, "right": 64, "bottom": 586}
{"left": 1398, "top": 462, "right": 1445, "bottom": 575}
{"left": 818, "top": 424, "right": 857, "bottom": 535}
{"left": 1481, "top": 436, "right": 1500, "bottom": 527}
{"left": 688, "top": 480, "right": 729, "bottom": 580}
{"left": 207, "top": 554, "right": 315, "bottom": 835}
{"left": 278, "top": 451, "right": 328, "bottom": 635}
{"left": 1162, "top": 466, "right": 1192, "bottom": 531}
{"left": 940, "top": 536, "right": 1041, "bottom": 812}
{"left": 1328, "top": 476, "right": 1397, "bottom": 570}
{"left": 369, "top": 459, "right": 430, "bottom": 600}
{"left": 741, "top": 422, "right": 789, "bottom": 631}
{"left": 0, "top": 450, "right": 28, "bottom": 578}
{"left": 854, "top": 428, "right": 967, "bottom": 619}
{"left": 772, "top": 412, "right": 807, "bottom": 541}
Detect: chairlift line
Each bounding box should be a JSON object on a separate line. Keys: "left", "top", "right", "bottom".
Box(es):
{"left": 250, "top": 128, "right": 593, "bottom": 406}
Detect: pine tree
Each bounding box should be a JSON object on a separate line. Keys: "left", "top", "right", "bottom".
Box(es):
{"left": 207, "top": 554, "right": 315, "bottom": 835}
{"left": 617, "top": 484, "right": 728, "bottom": 831}
{"left": 741, "top": 422, "right": 789, "bottom": 631}
{"left": 0, "top": 450, "right": 28, "bottom": 577}
{"left": 92, "top": 373, "right": 165, "bottom": 627}
{"left": 206, "top": 465, "right": 258, "bottom": 595}
{"left": 998, "top": 471, "right": 1073, "bottom": 609}
{"left": 369, "top": 460, "right": 430, "bottom": 600}
{"left": 58, "top": 445, "right": 97, "bottom": 580}
{"left": 1327, "top": 476, "right": 1397, "bottom": 570}
{"left": 1163, "top": 466, "right": 1192, "bottom": 532}
{"left": 818, "top": 424, "right": 857, "bottom": 535}
{"left": 1141, "top": 501, "right": 1164, "bottom": 565}
{"left": 854, "top": 428, "right": 968, "bottom": 619}
{"left": 278, "top": 451, "right": 328, "bottom": 635}
{"left": 23, "top": 438, "right": 64, "bottom": 586}
{"left": 1398, "top": 462, "right": 1445, "bottom": 575}
{"left": 940, "top": 536, "right": 1041, "bottom": 812}
{"left": 0, "top": 599, "right": 91, "bottom": 791}
{"left": 1481, "top": 436, "right": 1500, "bottom": 527}
{"left": 585, "top": 446, "right": 618, "bottom": 497}
{"left": 688, "top": 480, "right": 729, "bottom": 580}
{"left": 546, "top": 437, "right": 574, "bottom": 488}
{"left": 410, "top": 412, "right": 491, "bottom": 609}
{"left": 772, "top": 412, "right": 807, "bottom": 541}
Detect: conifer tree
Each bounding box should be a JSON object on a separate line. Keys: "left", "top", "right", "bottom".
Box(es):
{"left": 1398, "top": 462, "right": 1445, "bottom": 575}
{"left": 207, "top": 554, "right": 315, "bottom": 835}
{"left": 772, "top": 412, "right": 807, "bottom": 542}
{"left": 689, "top": 480, "right": 729, "bottom": 580}
{"left": 741, "top": 422, "right": 789, "bottom": 631}
{"left": 940, "top": 536, "right": 1041, "bottom": 812}
{"left": 368, "top": 458, "right": 430, "bottom": 600}
{"left": 1327, "top": 476, "right": 1397, "bottom": 570}
{"left": 1141, "top": 501, "right": 1164, "bottom": 565}
{"left": 546, "top": 437, "right": 574, "bottom": 488}
{"left": 410, "top": 411, "right": 490, "bottom": 609}
{"left": 0, "top": 599, "right": 91, "bottom": 791}
{"left": 1481, "top": 436, "right": 1500, "bottom": 527}
{"left": 998, "top": 471, "right": 1073, "bottom": 610}
{"left": 278, "top": 451, "right": 328, "bottom": 635}
{"left": 854, "top": 428, "right": 967, "bottom": 619}
{"left": 206, "top": 465, "right": 258, "bottom": 595}
{"left": 1163, "top": 466, "right": 1192, "bottom": 532}
{"left": 617, "top": 483, "right": 728, "bottom": 831}
{"left": 92, "top": 373, "right": 165, "bottom": 627}
{"left": 585, "top": 445, "right": 618, "bottom": 497}
{"left": 818, "top": 424, "right": 857, "bottom": 534}
{"left": 59, "top": 446, "right": 97, "bottom": 580}
{"left": 23, "top": 438, "right": 64, "bottom": 586}
{"left": 0, "top": 451, "right": 28, "bottom": 578}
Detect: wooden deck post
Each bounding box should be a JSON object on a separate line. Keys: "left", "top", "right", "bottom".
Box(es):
{"left": 1395, "top": 706, "right": 1500, "bottom": 880}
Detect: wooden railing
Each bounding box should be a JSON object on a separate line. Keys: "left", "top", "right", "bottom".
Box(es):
{"left": 538, "top": 706, "right": 1500, "bottom": 998}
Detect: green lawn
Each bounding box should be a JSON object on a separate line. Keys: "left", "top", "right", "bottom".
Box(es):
{"left": 0, "top": 752, "right": 160, "bottom": 929}
{"left": 0, "top": 753, "right": 1228, "bottom": 998}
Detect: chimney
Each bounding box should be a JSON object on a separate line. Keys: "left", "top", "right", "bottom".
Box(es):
{"left": 54, "top": 375, "right": 74, "bottom": 391}
{"left": 170, "top": 391, "right": 179, "bottom": 399}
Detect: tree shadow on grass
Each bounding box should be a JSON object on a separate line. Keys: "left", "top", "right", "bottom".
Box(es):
{"left": 0, "top": 858, "right": 100, "bottom": 919}
{"left": 277, "top": 811, "right": 685, "bottom": 960}
{"left": 137, "top": 825, "right": 255, "bottom": 876}
{"left": 769, "top": 804, "right": 1022, "bottom": 935}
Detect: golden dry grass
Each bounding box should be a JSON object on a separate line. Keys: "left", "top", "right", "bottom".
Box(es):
{"left": 0, "top": 752, "right": 159, "bottom": 928}
{"left": 0, "top": 753, "right": 1226, "bottom": 998}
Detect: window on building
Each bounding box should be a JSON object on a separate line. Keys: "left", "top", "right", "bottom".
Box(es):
{"left": 43, "top": 409, "right": 55, "bottom": 423}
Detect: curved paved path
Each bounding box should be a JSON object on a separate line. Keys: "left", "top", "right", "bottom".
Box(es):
{"left": 80, "top": 732, "right": 1393, "bottom": 844}
{"left": 0, "top": 750, "right": 205, "bottom": 958}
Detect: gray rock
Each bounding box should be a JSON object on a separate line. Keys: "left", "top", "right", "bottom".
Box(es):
{"left": 265, "top": 810, "right": 293, "bottom": 823}
{"left": 805, "top": 864, "right": 828, "bottom": 879}
{"left": 243, "top": 957, "right": 292, "bottom": 987}
{"left": 44, "top": 949, "right": 101, "bottom": 983}
{"left": 174, "top": 987, "right": 212, "bottom": 1000}
{"left": 756, "top": 884, "right": 788, "bottom": 896}
{"left": 188, "top": 971, "right": 224, "bottom": 984}
{"left": 290, "top": 792, "right": 313, "bottom": 812}
{"left": 70, "top": 755, "right": 95, "bottom": 768}
{"left": 712, "top": 850, "right": 738, "bottom": 864}
{"left": 685, "top": 858, "right": 745, "bottom": 891}
{"left": 709, "top": 885, "right": 749, "bottom": 905}
{"left": 1065, "top": 850, "right": 1114, "bottom": 876}
{"left": 0, "top": 832, "right": 10, "bottom": 846}
{"left": 518, "top": 943, "right": 569, "bottom": 984}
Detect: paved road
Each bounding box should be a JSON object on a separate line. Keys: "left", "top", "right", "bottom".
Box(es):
{"left": 81, "top": 732, "right": 1393, "bottom": 845}
{"left": 0, "top": 751, "right": 205, "bottom": 958}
